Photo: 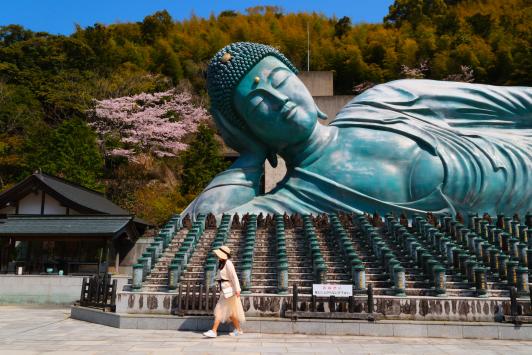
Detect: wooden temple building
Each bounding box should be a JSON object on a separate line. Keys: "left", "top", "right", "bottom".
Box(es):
{"left": 0, "top": 173, "right": 149, "bottom": 275}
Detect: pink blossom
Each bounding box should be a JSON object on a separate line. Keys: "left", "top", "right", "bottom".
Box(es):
{"left": 89, "top": 89, "right": 210, "bottom": 160}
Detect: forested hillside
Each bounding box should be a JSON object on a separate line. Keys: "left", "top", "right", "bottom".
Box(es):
{"left": 0, "top": 0, "right": 530, "bottom": 225}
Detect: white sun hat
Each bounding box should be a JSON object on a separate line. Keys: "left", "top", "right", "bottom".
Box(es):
{"left": 213, "top": 245, "right": 231, "bottom": 260}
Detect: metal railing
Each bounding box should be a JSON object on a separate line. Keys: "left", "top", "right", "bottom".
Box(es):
{"left": 285, "top": 284, "right": 381, "bottom": 321}
{"left": 173, "top": 282, "right": 220, "bottom": 316}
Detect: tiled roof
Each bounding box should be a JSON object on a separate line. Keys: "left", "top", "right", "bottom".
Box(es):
{"left": 0, "top": 215, "right": 133, "bottom": 237}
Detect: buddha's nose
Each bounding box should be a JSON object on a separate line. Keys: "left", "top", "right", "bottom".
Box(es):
{"left": 269, "top": 89, "right": 289, "bottom": 105}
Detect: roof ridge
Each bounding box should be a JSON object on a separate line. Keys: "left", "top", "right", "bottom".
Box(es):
{"left": 36, "top": 172, "right": 106, "bottom": 196}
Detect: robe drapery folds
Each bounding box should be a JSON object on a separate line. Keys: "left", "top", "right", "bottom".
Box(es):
{"left": 333, "top": 80, "right": 531, "bottom": 216}
{"left": 185, "top": 80, "right": 531, "bottom": 218}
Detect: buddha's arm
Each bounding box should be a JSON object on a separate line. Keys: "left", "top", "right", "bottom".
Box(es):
{"left": 350, "top": 79, "right": 531, "bottom": 128}
{"left": 183, "top": 153, "right": 263, "bottom": 216}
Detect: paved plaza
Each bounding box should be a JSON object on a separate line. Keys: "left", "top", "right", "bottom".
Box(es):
{"left": 0, "top": 306, "right": 531, "bottom": 354}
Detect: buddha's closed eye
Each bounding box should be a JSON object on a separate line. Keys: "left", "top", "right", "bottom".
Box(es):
{"left": 270, "top": 69, "right": 291, "bottom": 88}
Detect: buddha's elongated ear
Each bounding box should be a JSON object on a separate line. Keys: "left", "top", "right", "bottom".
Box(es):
{"left": 211, "top": 108, "right": 249, "bottom": 153}
{"left": 267, "top": 151, "right": 278, "bottom": 168}
{"left": 211, "top": 108, "right": 268, "bottom": 161}
{"left": 316, "top": 105, "right": 328, "bottom": 121}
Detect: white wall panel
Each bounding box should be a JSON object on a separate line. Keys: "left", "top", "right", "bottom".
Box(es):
{"left": 18, "top": 191, "right": 42, "bottom": 214}
{"left": 43, "top": 194, "right": 66, "bottom": 214}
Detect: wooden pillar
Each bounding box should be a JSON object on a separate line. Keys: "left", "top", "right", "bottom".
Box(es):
{"left": 0, "top": 237, "right": 7, "bottom": 272}
{"left": 8, "top": 237, "right": 16, "bottom": 273}
{"left": 115, "top": 251, "right": 120, "bottom": 275}
{"left": 40, "top": 191, "right": 45, "bottom": 215}
{"left": 97, "top": 243, "right": 103, "bottom": 275}
{"left": 26, "top": 239, "right": 32, "bottom": 273}
{"left": 101, "top": 238, "right": 111, "bottom": 275}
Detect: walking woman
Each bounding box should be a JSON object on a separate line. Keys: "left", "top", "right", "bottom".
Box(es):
{"left": 203, "top": 245, "right": 245, "bottom": 337}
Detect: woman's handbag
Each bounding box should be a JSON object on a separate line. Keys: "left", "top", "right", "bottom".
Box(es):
{"left": 222, "top": 285, "right": 234, "bottom": 298}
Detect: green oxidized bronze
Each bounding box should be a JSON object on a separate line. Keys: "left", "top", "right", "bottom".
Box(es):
{"left": 207, "top": 42, "right": 298, "bottom": 142}
{"left": 185, "top": 42, "right": 531, "bottom": 218}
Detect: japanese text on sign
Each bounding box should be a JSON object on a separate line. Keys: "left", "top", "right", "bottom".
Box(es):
{"left": 312, "top": 284, "right": 353, "bottom": 297}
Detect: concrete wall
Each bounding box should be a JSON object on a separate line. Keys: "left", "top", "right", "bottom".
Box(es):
{"left": 0, "top": 275, "right": 129, "bottom": 305}
{"left": 264, "top": 155, "right": 287, "bottom": 193}
{"left": 297, "top": 71, "right": 333, "bottom": 96}
{"left": 120, "top": 239, "right": 152, "bottom": 268}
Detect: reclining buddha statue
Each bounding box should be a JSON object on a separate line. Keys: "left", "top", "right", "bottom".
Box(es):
{"left": 184, "top": 42, "right": 531, "bottom": 218}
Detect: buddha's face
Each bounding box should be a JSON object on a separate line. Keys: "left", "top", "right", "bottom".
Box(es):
{"left": 233, "top": 56, "right": 317, "bottom": 150}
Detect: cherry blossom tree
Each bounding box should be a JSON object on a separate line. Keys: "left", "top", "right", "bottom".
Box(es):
{"left": 400, "top": 59, "right": 430, "bottom": 79}
{"left": 444, "top": 65, "right": 474, "bottom": 83}
{"left": 88, "top": 89, "right": 210, "bottom": 160}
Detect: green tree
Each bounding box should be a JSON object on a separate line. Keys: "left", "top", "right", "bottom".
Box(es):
{"left": 466, "top": 13, "right": 492, "bottom": 38}
{"left": 219, "top": 10, "right": 238, "bottom": 18}
{"left": 0, "top": 82, "right": 43, "bottom": 134}
{"left": 0, "top": 134, "right": 27, "bottom": 189}
{"left": 141, "top": 10, "right": 174, "bottom": 44}
{"left": 334, "top": 16, "right": 351, "bottom": 38}
{"left": 0, "top": 25, "right": 33, "bottom": 46}
{"left": 385, "top": 0, "right": 448, "bottom": 28}
{"left": 151, "top": 40, "right": 183, "bottom": 83}
{"left": 180, "top": 124, "right": 229, "bottom": 196}
{"left": 26, "top": 118, "right": 104, "bottom": 190}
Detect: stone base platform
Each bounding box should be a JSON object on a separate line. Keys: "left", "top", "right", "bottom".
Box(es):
{"left": 71, "top": 305, "right": 532, "bottom": 340}
{"left": 115, "top": 291, "right": 531, "bottom": 322}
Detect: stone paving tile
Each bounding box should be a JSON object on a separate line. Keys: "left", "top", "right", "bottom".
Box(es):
{"left": 161, "top": 341, "right": 204, "bottom": 347}
{"left": 247, "top": 351, "right": 284, "bottom": 355}
{"left": 260, "top": 341, "right": 289, "bottom": 347}
{"left": 40, "top": 352, "right": 89, "bottom": 355}
{"left": 2, "top": 306, "right": 532, "bottom": 354}
{"left": 91, "top": 352, "right": 149, "bottom": 355}
{"left": 285, "top": 345, "right": 342, "bottom": 353}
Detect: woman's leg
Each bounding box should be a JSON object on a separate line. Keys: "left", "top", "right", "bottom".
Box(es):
{"left": 212, "top": 318, "right": 221, "bottom": 332}
{"left": 230, "top": 315, "right": 241, "bottom": 331}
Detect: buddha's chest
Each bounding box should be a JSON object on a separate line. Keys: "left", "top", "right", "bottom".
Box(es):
{"left": 304, "top": 128, "right": 442, "bottom": 202}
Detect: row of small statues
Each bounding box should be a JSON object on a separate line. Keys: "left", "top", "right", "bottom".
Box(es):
{"left": 344, "top": 211, "right": 530, "bottom": 230}
{"left": 180, "top": 211, "right": 532, "bottom": 231}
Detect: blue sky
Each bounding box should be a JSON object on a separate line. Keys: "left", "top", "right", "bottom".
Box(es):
{"left": 0, "top": 0, "right": 394, "bottom": 35}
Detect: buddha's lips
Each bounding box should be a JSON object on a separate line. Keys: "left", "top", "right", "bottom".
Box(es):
{"left": 281, "top": 102, "right": 297, "bottom": 120}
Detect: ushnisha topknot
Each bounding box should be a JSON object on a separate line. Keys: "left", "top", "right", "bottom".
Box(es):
{"left": 207, "top": 42, "right": 299, "bottom": 130}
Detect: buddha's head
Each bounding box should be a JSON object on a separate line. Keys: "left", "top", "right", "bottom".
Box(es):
{"left": 207, "top": 42, "right": 325, "bottom": 161}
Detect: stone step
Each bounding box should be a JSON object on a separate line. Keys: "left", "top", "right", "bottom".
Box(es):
{"left": 140, "top": 224, "right": 517, "bottom": 298}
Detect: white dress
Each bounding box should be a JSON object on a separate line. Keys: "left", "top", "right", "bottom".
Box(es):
{"left": 214, "top": 259, "right": 246, "bottom": 324}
